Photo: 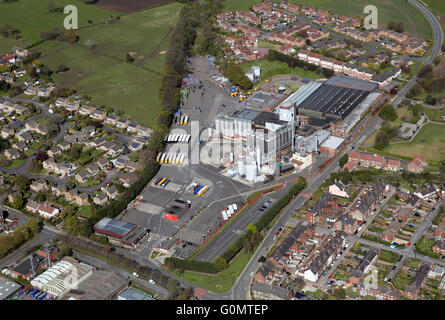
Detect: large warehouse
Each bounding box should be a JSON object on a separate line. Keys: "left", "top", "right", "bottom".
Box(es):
{"left": 295, "top": 76, "right": 378, "bottom": 123}
{"left": 30, "top": 257, "right": 93, "bottom": 297}
{"left": 94, "top": 218, "right": 148, "bottom": 247}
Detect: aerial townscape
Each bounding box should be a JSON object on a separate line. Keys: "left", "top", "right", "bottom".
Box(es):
{"left": 1, "top": 0, "right": 445, "bottom": 305}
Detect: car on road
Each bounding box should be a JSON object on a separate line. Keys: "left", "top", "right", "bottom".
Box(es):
{"left": 149, "top": 279, "right": 155, "bottom": 284}
{"left": 397, "top": 255, "right": 403, "bottom": 262}
{"left": 407, "top": 242, "right": 411, "bottom": 246}
{"left": 13, "top": 217, "right": 19, "bottom": 221}
{"left": 392, "top": 265, "right": 397, "bottom": 270}
{"left": 132, "top": 272, "right": 139, "bottom": 277}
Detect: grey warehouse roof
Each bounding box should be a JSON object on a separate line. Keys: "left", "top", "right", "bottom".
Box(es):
{"left": 94, "top": 218, "right": 137, "bottom": 237}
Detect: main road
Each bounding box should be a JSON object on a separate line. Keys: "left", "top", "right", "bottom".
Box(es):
{"left": 204, "top": 0, "right": 444, "bottom": 300}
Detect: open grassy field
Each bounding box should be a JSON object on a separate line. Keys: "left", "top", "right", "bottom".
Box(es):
{"left": 223, "top": 0, "right": 431, "bottom": 38}
{"left": 240, "top": 58, "right": 323, "bottom": 81}
{"left": 36, "top": 2, "right": 183, "bottom": 127}
{"left": 171, "top": 250, "right": 252, "bottom": 293}
{"left": 384, "top": 123, "right": 445, "bottom": 161}
{"left": 0, "top": 0, "right": 113, "bottom": 44}
{"left": 0, "top": 37, "right": 29, "bottom": 55}
{"left": 423, "top": 0, "right": 445, "bottom": 15}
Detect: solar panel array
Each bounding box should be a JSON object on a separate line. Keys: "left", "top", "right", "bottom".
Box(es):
{"left": 297, "top": 84, "right": 370, "bottom": 120}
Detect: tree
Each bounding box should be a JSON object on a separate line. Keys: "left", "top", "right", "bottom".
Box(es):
{"left": 11, "top": 192, "right": 24, "bottom": 210}
{"left": 214, "top": 256, "right": 227, "bottom": 270}
{"left": 35, "top": 150, "right": 48, "bottom": 162}
{"left": 14, "top": 174, "right": 29, "bottom": 192}
{"left": 339, "top": 154, "right": 348, "bottom": 168}
{"left": 374, "top": 130, "right": 389, "bottom": 150}
{"left": 379, "top": 104, "right": 398, "bottom": 122}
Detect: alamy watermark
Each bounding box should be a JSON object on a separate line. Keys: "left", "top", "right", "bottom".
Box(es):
{"left": 63, "top": 5, "right": 78, "bottom": 30}
{"left": 364, "top": 5, "right": 378, "bottom": 30}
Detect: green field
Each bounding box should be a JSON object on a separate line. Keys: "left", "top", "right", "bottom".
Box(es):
{"left": 223, "top": 0, "right": 431, "bottom": 38}
{"left": 423, "top": 0, "right": 445, "bottom": 15}
{"left": 171, "top": 250, "right": 252, "bottom": 293}
{"left": 0, "top": 37, "right": 29, "bottom": 55}
{"left": 35, "top": 2, "right": 183, "bottom": 127}
{"left": 383, "top": 123, "right": 445, "bottom": 161}
{"left": 0, "top": 0, "right": 113, "bottom": 44}
{"left": 240, "top": 58, "right": 323, "bottom": 81}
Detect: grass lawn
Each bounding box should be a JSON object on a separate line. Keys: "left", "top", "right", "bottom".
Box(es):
{"left": 171, "top": 250, "right": 252, "bottom": 293}
{"left": 35, "top": 2, "right": 182, "bottom": 128}
{"left": 383, "top": 123, "right": 445, "bottom": 161}
{"left": 424, "top": 106, "right": 445, "bottom": 122}
{"left": 416, "top": 236, "right": 440, "bottom": 258}
{"left": 379, "top": 249, "right": 398, "bottom": 264}
{"left": 77, "top": 205, "right": 93, "bottom": 218}
{"left": 0, "top": 0, "right": 113, "bottom": 44}
{"left": 423, "top": 0, "right": 445, "bottom": 15}
{"left": 222, "top": 0, "right": 431, "bottom": 38}
{"left": 6, "top": 159, "right": 26, "bottom": 169}
{"left": 240, "top": 59, "right": 323, "bottom": 81}
{"left": 0, "top": 36, "right": 30, "bottom": 55}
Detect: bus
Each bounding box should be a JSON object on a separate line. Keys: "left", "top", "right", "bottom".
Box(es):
{"left": 233, "top": 203, "right": 238, "bottom": 211}
{"left": 186, "top": 135, "right": 191, "bottom": 143}
{"left": 170, "top": 154, "right": 177, "bottom": 164}
{"left": 160, "top": 153, "right": 166, "bottom": 163}
{"left": 198, "top": 186, "right": 208, "bottom": 196}
{"left": 222, "top": 211, "right": 228, "bottom": 221}
{"left": 179, "top": 116, "right": 184, "bottom": 125}
{"left": 154, "top": 177, "right": 162, "bottom": 185}
{"left": 184, "top": 116, "right": 189, "bottom": 125}
{"left": 194, "top": 185, "right": 203, "bottom": 195}
{"left": 161, "top": 179, "right": 170, "bottom": 187}
{"left": 156, "top": 153, "right": 162, "bottom": 162}
{"left": 158, "top": 178, "right": 167, "bottom": 185}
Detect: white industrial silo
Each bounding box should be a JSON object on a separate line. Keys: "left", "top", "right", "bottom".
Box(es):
{"left": 245, "top": 163, "right": 257, "bottom": 182}
{"left": 238, "top": 161, "right": 245, "bottom": 176}
{"left": 252, "top": 66, "right": 261, "bottom": 78}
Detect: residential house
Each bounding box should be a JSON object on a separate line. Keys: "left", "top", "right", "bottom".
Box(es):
{"left": 4, "top": 148, "right": 20, "bottom": 160}
{"left": 75, "top": 170, "right": 90, "bottom": 184}
{"left": 38, "top": 204, "right": 60, "bottom": 219}
{"left": 75, "top": 193, "right": 89, "bottom": 206}
{"left": 12, "top": 141, "right": 28, "bottom": 151}
{"left": 432, "top": 240, "right": 445, "bottom": 256}
{"left": 79, "top": 105, "right": 94, "bottom": 116}
{"left": 329, "top": 181, "right": 349, "bottom": 198}
{"left": 91, "top": 109, "right": 107, "bottom": 121}
{"left": 1, "top": 127, "right": 14, "bottom": 139}
{"left": 105, "top": 115, "right": 118, "bottom": 126}
{"left": 26, "top": 200, "right": 41, "bottom": 214}
{"left": 116, "top": 118, "right": 130, "bottom": 129}
{"left": 251, "top": 282, "right": 290, "bottom": 300}
{"left": 335, "top": 214, "right": 359, "bottom": 235}
{"left": 93, "top": 193, "right": 108, "bottom": 206}
{"left": 104, "top": 186, "right": 119, "bottom": 200}
{"left": 407, "top": 155, "right": 427, "bottom": 173}
{"left": 30, "top": 180, "right": 48, "bottom": 193}
{"left": 303, "top": 232, "right": 347, "bottom": 282}
{"left": 404, "top": 262, "right": 432, "bottom": 299}
{"left": 47, "top": 146, "right": 62, "bottom": 158}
